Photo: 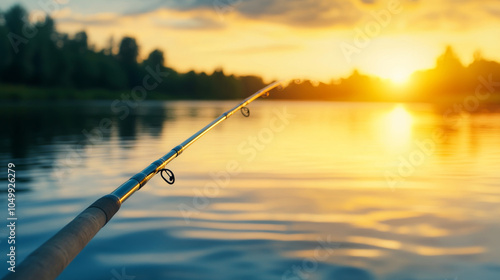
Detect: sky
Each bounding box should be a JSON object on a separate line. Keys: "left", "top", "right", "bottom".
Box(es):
{"left": 2, "top": 0, "right": 500, "bottom": 83}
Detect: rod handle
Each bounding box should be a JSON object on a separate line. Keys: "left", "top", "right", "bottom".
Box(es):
{"left": 3, "top": 195, "right": 121, "bottom": 280}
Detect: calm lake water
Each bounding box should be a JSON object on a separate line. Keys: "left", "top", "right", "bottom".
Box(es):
{"left": 1, "top": 100, "right": 499, "bottom": 280}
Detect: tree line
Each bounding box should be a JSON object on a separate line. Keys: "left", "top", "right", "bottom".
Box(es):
{"left": 0, "top": 5, "right": 266, "bottom": 100}
{"left": 2, "top": 4, "right": 500, "bottom": 102}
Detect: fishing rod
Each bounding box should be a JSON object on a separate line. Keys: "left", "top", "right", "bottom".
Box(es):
{"left": 5, "top": 80, "right": 287, "bottom": 280}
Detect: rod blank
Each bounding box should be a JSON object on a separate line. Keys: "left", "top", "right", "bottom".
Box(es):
{"left": 4, "top": 80, "right": 286, "bottom": 280}
{"left": 111, "top": 80, "right": 286, "bottom": 203}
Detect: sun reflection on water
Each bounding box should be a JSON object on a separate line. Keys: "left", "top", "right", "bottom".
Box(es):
{"left": 377, "top": 105, "right": 414, "bottom": 153}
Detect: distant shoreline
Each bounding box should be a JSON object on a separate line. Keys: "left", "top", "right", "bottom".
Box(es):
{"left": 2, "top": 84, "right": 500, "bottom": 105}
{"left": 0, "top": 84, "right": 176, "bottom": 101}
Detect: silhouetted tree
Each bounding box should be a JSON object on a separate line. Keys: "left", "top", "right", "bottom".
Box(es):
{"left": 467, "top": 52, "right": 500, "bottom": 81}
{"left": 117, "top": 36, "right": 140, "bottom": 87}
{"left": 65, "top": 31, "right": 100, "bottom": 89}
{"left": 4, "top": 5, "right": 34, "bottom": 83}
{"left": 240, "top": 75, "right": 265, "bottom": 97}
{"left": 31, "top": 16, "right": 58, "bottom": 86}
{"left": 96, "top": 52, "right": 127, "bottom": 89}
{"left": 436, "top": 46, "right": 463, "bottom": 71}
{"left": 73, "top": 31, "right": 88, "bottom": 52}
{"left": 143, "top": 49, "right": 165, "bottom": 69}
{"left": 0, "top": 18, "right": 13, "bottom": 77}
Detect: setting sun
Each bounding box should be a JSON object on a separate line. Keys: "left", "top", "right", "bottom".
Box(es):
{"left": 355, "top": 39, "right": 437, "bottom": 85}
{"left": 387, "top": 71, "right": 411, "bottom": 85}
{"left": 381, "top": 53, "right": 418, "bottom": 85}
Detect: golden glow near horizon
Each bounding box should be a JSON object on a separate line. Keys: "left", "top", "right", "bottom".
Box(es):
{"left": 13, "top": 0, "right": 500, "bottom": 82}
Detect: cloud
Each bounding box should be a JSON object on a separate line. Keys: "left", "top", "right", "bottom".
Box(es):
{"left": 114, "top": 0, "right": 500, "bottom": 31}
{"left": 51, "top": 7, "right": 225, "bottom": 30}
{"left": 119, "top": 0, "right": 366, "bottom": 28}
{"left": 152, "top": 16, "right": 224, "bottom": 30}
{"left": 399, "top": 0, "right": 500, "bottom": 31}
{"left": 7, "top": 0, "right": 500, "bottom": 32}
{"left": 121, "top": 0, "right": 216, "bottom": 15}
{"left": 31, "top": 0, "right": 499, "bottom": 33}
{"left": 209, "top": 44, "right": 302, "bottom": 55}
{"left": 52, "top": 11, "right": 120, "bottom": 27}
{"left": 235, "top": 0, "right": 363, "bottom": 27}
